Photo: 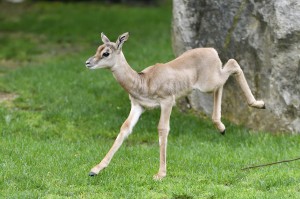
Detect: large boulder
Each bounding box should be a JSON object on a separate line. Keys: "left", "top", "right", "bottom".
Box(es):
{"left": 172, "top": 0, "right": 300, "bottom": 133}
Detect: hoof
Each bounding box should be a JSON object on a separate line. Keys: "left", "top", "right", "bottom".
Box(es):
{"left": 153, "top": 173, "right": 166, "bottom": 181}
{"left": 249, "top": 101, "right": 265, "bottom": 109}
{"left": 220, "top": 129, "right": 226, "bottom": 135}
{"left": 89, "top": 172, "right": 97, "bottom": 177}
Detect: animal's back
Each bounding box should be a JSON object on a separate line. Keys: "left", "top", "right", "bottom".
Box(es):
{"left": 170, "top": 48, "right": 223, "bottom": 92}
{"left": 140, "top": 48, "right": 223, "bottom": 95}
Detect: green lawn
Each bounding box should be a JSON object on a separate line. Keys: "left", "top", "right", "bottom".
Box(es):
{"left": 0, "top": 2, "right": 299, "bottom": 198}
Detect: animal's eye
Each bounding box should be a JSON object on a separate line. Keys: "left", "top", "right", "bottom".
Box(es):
{"left": 102, "top": 52, "right": 110, "bottom": 57}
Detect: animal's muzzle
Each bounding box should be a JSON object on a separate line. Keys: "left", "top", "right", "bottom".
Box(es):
{"left": 85, "top": 57, "right": 94, "bottom": 68}
{"left": 85, "top": 60, "right": 92, "bottom": 68}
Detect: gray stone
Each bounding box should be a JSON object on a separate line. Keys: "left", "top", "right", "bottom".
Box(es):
{"left": 172, "top": 0, "right": 300, "bottom": 133}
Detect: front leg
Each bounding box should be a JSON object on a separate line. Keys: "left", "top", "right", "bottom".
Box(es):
{"left": 153, "top": 99, "right": 173, "bottom": 180}
{"left": 89, "top": 102, "right": 143, "bottom": 176}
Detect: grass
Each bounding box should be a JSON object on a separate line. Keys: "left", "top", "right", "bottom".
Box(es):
{"left": 0, "top": 2, "right": 300, "bottom": 198}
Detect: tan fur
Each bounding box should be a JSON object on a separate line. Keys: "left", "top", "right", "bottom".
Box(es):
{"left": 85, "top": 32, "right": 265, "bottom": 180}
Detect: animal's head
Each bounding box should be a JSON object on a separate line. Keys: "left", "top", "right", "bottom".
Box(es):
{"left": 85, "top": 32, "right": 129, "bottom": 70}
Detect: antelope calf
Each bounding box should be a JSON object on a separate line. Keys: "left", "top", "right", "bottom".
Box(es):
{"left": 85, "top": 32, "right": 265, "bottom": 180}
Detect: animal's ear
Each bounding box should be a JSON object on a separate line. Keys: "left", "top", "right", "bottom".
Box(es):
{"left": 101, "top": 32, "right": 110, "bottom": 44}
{"left": 116, "top": 32, "right": 129, "bottom": 51}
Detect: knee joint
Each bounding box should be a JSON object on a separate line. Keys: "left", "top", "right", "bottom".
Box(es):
{"left": 120, "top": 125, "right": 132, "bottom": 139}
{"left": 158, "top": 127, "right": 170, "bottom": 134}
{"left": 212, "top": 116, "right": 220, "bottom": 123}
{"left": 226, "top": 59, "right": 242, "bottom": 74}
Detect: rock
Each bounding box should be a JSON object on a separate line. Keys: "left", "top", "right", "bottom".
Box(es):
{"left": 172, "top": 0, "right": 300, "bottom": 133}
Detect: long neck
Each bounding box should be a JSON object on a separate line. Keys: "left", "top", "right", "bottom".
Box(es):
{"left": 111, "top": 52, "right": 141, "bottom": 94}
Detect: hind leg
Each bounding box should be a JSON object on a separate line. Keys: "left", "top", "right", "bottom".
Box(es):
{"left": 223, "top": 59, "right": 265, "bottom": 109}
{"left": 212, "top": 86, "right": 226, "bottom": 134}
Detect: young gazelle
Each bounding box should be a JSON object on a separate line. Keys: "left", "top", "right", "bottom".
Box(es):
{"left": 85, "top": 32, "right": 265, "bottom": 180}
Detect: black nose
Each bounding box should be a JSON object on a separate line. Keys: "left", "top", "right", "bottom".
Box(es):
{"left": 85, "top": 60, "right": 91, "bottom": 68}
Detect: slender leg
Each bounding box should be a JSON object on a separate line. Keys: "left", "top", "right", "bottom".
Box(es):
{"left": 212, "top": 86, "right": 226, "bottom": 134}
{"left": 89, "top": 102, "right": 144, "bottom": 176}
{"left": 224, "top": 59, "right": 265, "bottom": 109}
{"left": 153, "top": 99, "right": 173, "bottom": 180}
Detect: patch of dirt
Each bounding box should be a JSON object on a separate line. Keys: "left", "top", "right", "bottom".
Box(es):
{"left": 0, "top": 59, "right": 21, "bottom": 69}
{"left": 0, "top": 92, "right": 18, "bottom": 103}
